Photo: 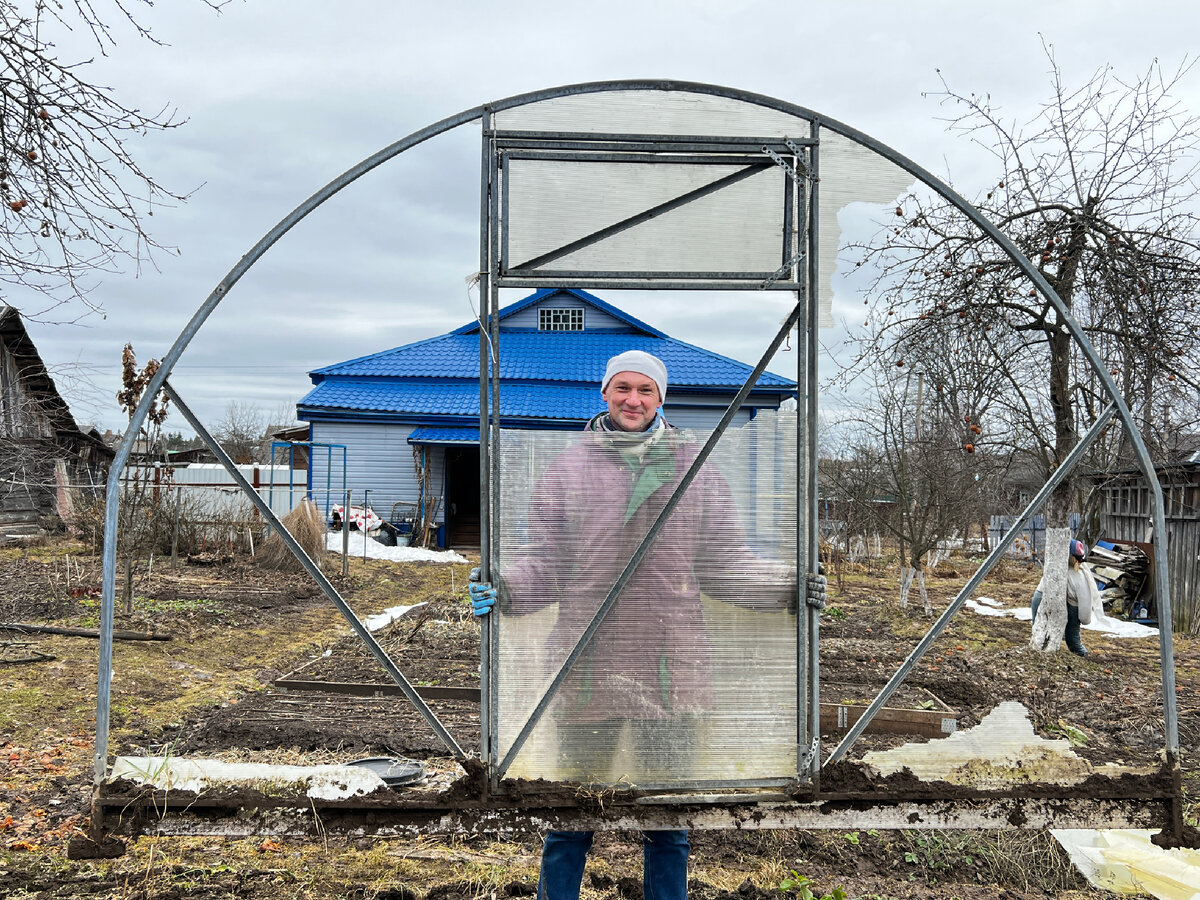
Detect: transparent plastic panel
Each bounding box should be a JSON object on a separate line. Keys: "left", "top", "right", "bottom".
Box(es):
{"left": 494, "top": 90, "right": 813, "bottom": 139}
{"left": 506, "top": 159, "right": 787, "bottom": 275}
{"left": 816, "top": 127, "right": 915, "bottom": 327}
{"left": 494, "top": 411, "right": 799, "bottom": 787}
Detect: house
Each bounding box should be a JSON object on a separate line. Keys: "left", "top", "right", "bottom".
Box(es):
{"left": 0, "top": 306, "right": 114, "bottom": 542}
{"left": 297, "top": 289, "right": 797, "bottom": 548}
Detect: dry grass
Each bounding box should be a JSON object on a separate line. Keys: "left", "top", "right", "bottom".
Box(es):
{"left": 256, "top": 500, "right": 325, "bottom": 572}
{"left": 894, "top": 829, "right": 1086, "bottom": 894}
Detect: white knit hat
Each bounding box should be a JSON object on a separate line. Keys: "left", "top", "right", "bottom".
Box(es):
{"left": 601, "top": 350, "right": 667, "bottom": 402}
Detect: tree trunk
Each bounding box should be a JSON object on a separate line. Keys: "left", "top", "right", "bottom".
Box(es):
{"left": 1031, "top": 528, "right": 1072, "bottom": 652}
{"left": 899, "top": 566, "right": 915, "bottom": 609}
{"left": 915, "top": 569, "right": 931, "bottom": 616}
{"left": 1043, "top": 205, "right": 1091, "bottom": 526}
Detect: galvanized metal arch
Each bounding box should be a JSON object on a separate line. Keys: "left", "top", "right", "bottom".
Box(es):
{"left": 96, "top": 79, "right": 1177, "bottom": 786}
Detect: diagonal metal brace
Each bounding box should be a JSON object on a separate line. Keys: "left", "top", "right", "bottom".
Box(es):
{"left": 824, "top": 404, "right": 1119, "bottom": 766}
{"left": 162, "top": 381, "right": 468, "bottom": 760}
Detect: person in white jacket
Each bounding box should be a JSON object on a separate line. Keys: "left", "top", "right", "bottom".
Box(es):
{"left": 1031, "top": 539, "right": 1099, "bottom": 657}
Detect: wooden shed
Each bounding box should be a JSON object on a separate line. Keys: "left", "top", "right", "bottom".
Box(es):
{"left": 0, "top": 306, "right": 113, "bottom": 542}
{"left": 1087, "top": 461, "right": 1200, "bottom": 634}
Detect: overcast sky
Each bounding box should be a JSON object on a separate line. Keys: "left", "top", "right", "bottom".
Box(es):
{"left": 14, "top": 0, "right": 1200, "bottom": 436}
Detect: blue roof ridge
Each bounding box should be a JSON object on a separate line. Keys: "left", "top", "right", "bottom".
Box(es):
{"left": 449, "top": 288, "right": 667, "bottom": 339}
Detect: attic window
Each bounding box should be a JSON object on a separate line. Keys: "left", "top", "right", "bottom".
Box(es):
{"left": 539, "top": 308, "right": 584, "bottom": 331}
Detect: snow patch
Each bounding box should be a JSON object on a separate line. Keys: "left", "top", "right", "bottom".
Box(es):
{"left": 326, "top": 531, "right": 468, "bottom": 564}
{"left": 966, "top": 597, "right": 1157, "bottom": 639}
{"left": 365, "top": 602, "right": 427, "bottom": 632}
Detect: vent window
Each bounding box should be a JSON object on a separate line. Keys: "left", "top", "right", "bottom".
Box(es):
{"left": 538, "top": 308, "right": 584, "bottom": 331}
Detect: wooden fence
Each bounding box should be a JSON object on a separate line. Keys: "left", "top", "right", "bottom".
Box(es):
{"left": 1090, "top": 465, "right": 1200, "bottom": 635}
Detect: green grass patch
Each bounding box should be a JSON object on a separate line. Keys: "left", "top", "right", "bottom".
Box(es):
{"left": 0, "top": 685, "right": 42, "bottom": 732}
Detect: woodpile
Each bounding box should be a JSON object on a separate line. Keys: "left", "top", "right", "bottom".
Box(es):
{"left": 1089, "top": 540, "right": 1153, "bottom": 621}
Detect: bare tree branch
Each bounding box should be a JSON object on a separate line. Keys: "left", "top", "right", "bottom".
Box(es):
{"left": 840, "top": 49, "right": 1200, "bottom": 519}
{"left": 0, "top": 0, "right": 220, "bottom": 322}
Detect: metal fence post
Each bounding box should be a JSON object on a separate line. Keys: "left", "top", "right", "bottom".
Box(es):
{"left": 171, "top": 485, "right": 181, "bottom": 568}
{"left": 342, "top": 490, "right": 351, "bottom": 577}
{"left": 363, "top": 489, "right": 371, "bottom": 563}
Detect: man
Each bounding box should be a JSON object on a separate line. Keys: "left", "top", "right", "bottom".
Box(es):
{"left": 470, "top": 349, "right": 825, "bottom": 900}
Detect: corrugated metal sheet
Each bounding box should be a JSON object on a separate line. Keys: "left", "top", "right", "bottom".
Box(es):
{"left": 306, "top": 330, "right": 794, "bottom": 389}
{"left": 126, "top": 464, "right": 306, "bottom": 520}
{"left": 408, "top": 427, "right": 480, "bottom": 444}
{"left": 301, "top": 381, "right": 605, "bottom": 419}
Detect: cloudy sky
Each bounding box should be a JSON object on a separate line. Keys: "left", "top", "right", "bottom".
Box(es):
{"left": 14, "top": 0, "right": 1199, "bottom": 436}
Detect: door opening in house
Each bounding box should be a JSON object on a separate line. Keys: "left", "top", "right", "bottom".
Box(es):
{"left": 445, "top": 445, "right": 481, "bottom": 550}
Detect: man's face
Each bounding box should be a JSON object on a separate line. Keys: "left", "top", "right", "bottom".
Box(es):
{"left": 602, "top": 371, "right": 663, "bottom": 432}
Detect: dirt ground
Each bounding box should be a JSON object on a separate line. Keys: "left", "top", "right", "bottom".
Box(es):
{"left": 1, "top": 539, "right": 1196, "bottom": 899}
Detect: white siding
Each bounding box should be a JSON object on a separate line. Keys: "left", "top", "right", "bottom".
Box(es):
{"left": 309, "top": 421, "right": 445, "bottom": 525}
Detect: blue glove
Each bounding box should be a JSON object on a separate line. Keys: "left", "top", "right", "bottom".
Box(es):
{"left": 467, "top": 567, "right": 496, "bottom": 616}
{"left": 468, "top": 582, "right": 496, "bottom": 616}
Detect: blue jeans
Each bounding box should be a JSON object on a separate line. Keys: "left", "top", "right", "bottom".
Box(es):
{"left": 1031, "top": 590, "right": 1087, "bottom": 655}
{"left": 538, "top": 829, "right": 689, "bottom": 900}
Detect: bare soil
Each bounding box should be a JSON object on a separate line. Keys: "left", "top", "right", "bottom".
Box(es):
{"left": 1, "top": 541, "right": 1196, "bottom": 899}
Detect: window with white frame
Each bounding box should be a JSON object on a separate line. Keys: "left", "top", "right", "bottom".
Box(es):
{"left": 538, "top": 308, "right": 585, "bottom": 331}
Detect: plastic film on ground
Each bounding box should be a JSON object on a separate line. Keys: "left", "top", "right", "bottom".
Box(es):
{"left": 493, "top": 410, "right": 799, "bottom": 788}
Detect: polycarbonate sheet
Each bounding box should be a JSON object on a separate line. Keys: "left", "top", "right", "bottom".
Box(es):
{"left": 816, "top": 127, "right": 915, "bottom": 327}
{"left": 494, "top": 411, "right": 799, "bottom": 787}
{"left": 505, "top": 158, "right": 788, "bottom": 276}
{"left": 494, "top": 90, "right": 813, "bottom": 139}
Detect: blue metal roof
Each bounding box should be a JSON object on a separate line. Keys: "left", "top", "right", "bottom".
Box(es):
{"left": 310, "top": 331, "right": 793, "bottom": 389}
{"left": 300, "top": 380, "right": 605, "bottom": 420}
{"left": 300, "top": 290, "right": 796, "bottom": 421}
{"left": 408, "top": 427, "right": 480, "bottom": 445}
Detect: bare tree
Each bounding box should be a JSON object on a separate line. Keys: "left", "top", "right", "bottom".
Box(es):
{"left": 1, "top": 0, "right": 217, "bottom": 321}
{"left": 213, "top": 400, "right": 267, "bottom": 464}
{"left": 114, "top": 341, "right": 171, "bottom": 612}
{"left": 830, "top": 368, "right": 994, "bottom": 613}
{"left": 842, "top": 47, "right": 1200, "bottom": 524}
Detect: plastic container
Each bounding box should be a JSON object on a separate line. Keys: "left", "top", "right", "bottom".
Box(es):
{"left": 345, "top": 756, "right": 425, "bottom": 787}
